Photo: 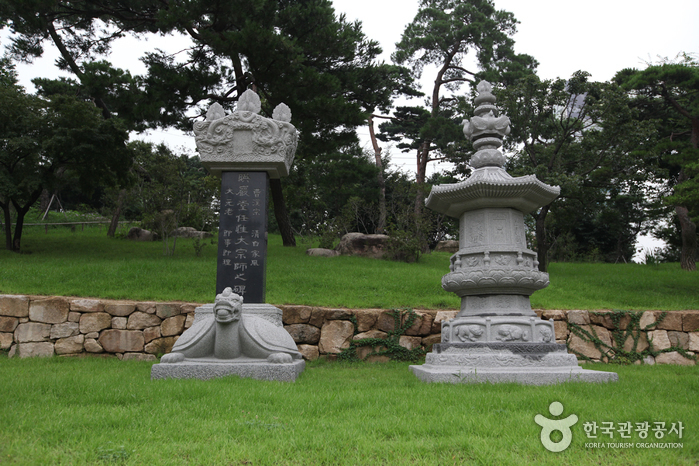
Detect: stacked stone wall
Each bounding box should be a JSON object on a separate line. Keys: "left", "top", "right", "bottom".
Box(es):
{"left": 1, "top": 294, "right": 697, "bottom": 365}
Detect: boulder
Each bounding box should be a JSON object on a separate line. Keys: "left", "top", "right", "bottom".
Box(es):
{"left": 434, "top": 240, "right": 459, "bottom": 253}
{"left": 421, "top": 334, "right": 442, "bottom": 352}
{"left": 689, "top": 332, "right": 699, "bottom": 352}
{"left": 155, "top": 303, "right": 181, "bottom": 319}
{"left": 335, "top": 233, "right": 389, "bottom": 259}
{"left": 567, "top": 325, "right": 612, "bottom": 360}
{"left": 170, "top": 226, "right": 213, "bottom": 239}
{"left": 566, "top": 310, "right": 590, "bottom": 325}
{"left": 84, "top": 338, "right": 104, "bottom": 353}
{"left": 79, "top": 312, "right": 112, "bottom": 334}
{"left": 354, "top": 329, "right": 387, "bottom": 340}
{"left": 355, "top": 310, "right": 380, "bottom": 332}
{"left": 376, "top": 311, "right": 398, "bottom": 333}
{"left": 656, "top": 312, "right": 683, "bottom": 331}
{"left": 668, "top": 331, "right": 689, "bottom": 349}
{"left": 404, "top": 311, "right": 434, "bottom": 336}
{"left": 306, "top": 248, "right": 339, "bottom": 257}
{"left": 285, "top": 324, "right": 321, "bottom": 344}
{"left": 399, "top": 335, "right": 423, "bottom": 350}
{"left": 99, "top": 329, "right": 145, "bottom": 353}
{"left": 639, "top": 311, "right": 657, "bottom": 329}
{"left": 683, "top": 312, "right": 699, "bottom": 332}
{"left": 431, "top": 311, "right": 458, "bottom": 334}
{"left": 29, "top": 297, "right": 69, "bottom": 324}
{"left": 111, "top": 317, "right": 128, "bottom": 330}
{"left": 318, "top": 320, "right": 354, "bottom": 354}
{"left": 127, "top": 227, "right": 156, "bottom": 241}
{"left": 553, "top": 321, "right": 569, "bottom": 340}
{"left": 542, "top": 310, "right": 566, "bottom": 321}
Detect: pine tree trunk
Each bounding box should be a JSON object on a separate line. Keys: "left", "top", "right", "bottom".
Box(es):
{"left": 676, "top": 205, "right": 697, "bottom": 271}
{"left": 1, "top": 202, "right": 12, "bottom": 251}
{"left": 368, "top": 115, "right": 386, "bottom": 234}
{"left": 269, "top": 178, "right": 295, "bottom": 247}
{"left": 107, "top": 189, "right": 126, "bottom": 237}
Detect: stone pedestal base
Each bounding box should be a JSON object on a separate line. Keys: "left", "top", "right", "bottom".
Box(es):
{"left": 410, "top": 342, "right": 618, "bottom": 385}
{"left": 151, "top": 358, "right": 305, "bottom": 382}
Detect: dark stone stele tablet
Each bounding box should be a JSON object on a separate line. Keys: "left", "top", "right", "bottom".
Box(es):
{"left": 216, "top": 171, "right": 268, "bottom": 303}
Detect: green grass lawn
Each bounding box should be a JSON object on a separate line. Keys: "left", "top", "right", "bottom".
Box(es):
{"left": 1, "top": 225, "right": 697, "bottom": 311}
{"left": 0, "top": 357, "right": 696, "bottom": 465}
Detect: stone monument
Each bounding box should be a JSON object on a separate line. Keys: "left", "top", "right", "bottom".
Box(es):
{"left": 151, "top": 90, "right": 305, "bottom": 382}
{"left": 410, "top": 81, "right": 618, "bottom": 384}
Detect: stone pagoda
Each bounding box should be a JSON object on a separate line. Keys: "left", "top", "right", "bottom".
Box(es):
{"left": 410, "top": 81, "right": 617, "bottom": 384}
{"left": 151, "top": 90, "right": 304, "bottom": 382}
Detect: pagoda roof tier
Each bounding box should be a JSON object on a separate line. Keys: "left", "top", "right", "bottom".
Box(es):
{"left": 426, "top": 167, "right": 560, "bottom": 217}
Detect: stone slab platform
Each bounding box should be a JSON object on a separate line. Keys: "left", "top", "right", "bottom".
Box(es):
{"left": 410, "top": 365, "right": 618, "bottom": 385}
{"left": 411, "top": 341, "right": 618, "bottom": 385}
{"left": 151, "top": 359, "right": 305, "bottom": 382}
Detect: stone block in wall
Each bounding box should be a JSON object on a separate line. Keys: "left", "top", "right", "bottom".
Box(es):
{"left": 70, "top": 298, "right": 103, "bottom": 313}
{"left": 136, "top": 302, "right": 157, "bottom": 313}
{"left": 648, "top": 330, "right": 671, "bottom": 351}
{"left": 29, "top": 297, "right": 69, "bottom": 324}
{"left": 354, "top": 329, "right": 387, "bottom": 340}
{"left": 80, "top": 313, "right": 112, "bottom": 334}
{"left": 0, "top": 295, "right": 30, "bottom": 318}
{"left": 617, "top": 332, "right": 649, "bottom": 353}
{"left": 184, "top": 313, "right": 194, "bottom": 329}
{"left": 566, "top": 310, "right": 590, "bottom": 325}
{"left": 404, "top": 311, "right": 434, "bottom": 336}
{"left": 554, "top": 321, "right": 568, "bottom": 340}
{"left": 318, "top": 320, "right": 353, "bottom": 354}
{"left": 156, "top": 303, "right": 181, "bottom": 319}
{"left": 376, "top": 311, "right": 397, "bottom": 333}
{"left": 122, "top": 353, "right": 157, "bottom": 361}
{"left": 161, "top": 315, "right": 186, "bottom": 337}
{"left": 84, "top": 338, "right": 103, "bottom": 353}
{"left": 1, "top": 332, "right": 13, "bottom": 349}
{"left": 15, "top": 322, "right": 51, "bottom": 343}
{"left": 422, "top": 334, "right": 442, "bottom": 352}
{"left": 431, "top": 311, "right": 457, "bottom": 334}
{"left": 639, "top": 311, "right": 657, "bottom": 329}
{"left": 590, "top": 312, "right": 632, "bottom": 330}
{"left": 50, "top": 322, "right": 80, "bottom": 339}
{"left": 354, "top": 310, "right": 379, "bottom": 332}
{"left": 284, "top": 324, "right": 321, "bottom": 344}
{"left": 15, "top": 342, "right": 54, "bottom": 358}
{"left": 297, "top": 344, "right": 319, "bottom": 361}
{"left": 668, "top": 331, "right": 689, "bottom": 350}
{"left": 68, "top": 312, "right": 81, "bottom": 323}
{"left": 104, "top": 302, "right": 136, "bottom": 317}
{"left": 145, "top": 336, "right": 178, "bottom": 354}
{"left": 689, "top": 333, "right": 699, "bottom": 352}
{"left": 85, "top": 332, "right": 99, "bottom": 339}
{"left": 99, "top": 329, "right": 144, "bottom": 353}
{"left": 356, "top": 344, "right": 387, "bottom": 361}
{"left": 399, "top": 335, "right": 422, "bottom": 350}
{"left": 55, "top": 335, "right": 84, "bottom": 355}
{"left": 655, "top": 351, "right": 695, "bottom": 366}
{"left": 127, "top": 312, "right": 162, "bottom": 330}
{"left": 112, "top": 317, "right": 128, "bottom": 330}
{"left": 143, "top": 326, "right": 161, "bottom": 344}
{"left": 683, "top": 312, "right": 699, "bottom": 332}
{"left": 542, "top": 310, "right": 566, "bottom": 320}
{"left": 309, "top": 308, "right": 326, "bottom": 328}
{"left": 281, "top": 305, "right": 312, "bottom": 324}
{"left": 0, "top": 316, "right": 18, "bottom": 333}
{"left": 657, "top": 312, "right": 683, "bottom": 331}
{"left": 325, "top": 309, "right": 353, "bottom": 320}
{"left": 567, "top": 325, "right": 612, "bottom": 360}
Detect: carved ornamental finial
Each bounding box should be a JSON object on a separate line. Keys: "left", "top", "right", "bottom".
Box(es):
{"left": 272, "top": 103, "right": 292, "bottom": 122}
{"left": 206, "top": 103, "right": 226, "bottom": 121}
{"left": 237, "top": 89, "right": 262, "bottom": 114}
{"left": 463, "top": 80, "right": 511, "bottom": 169}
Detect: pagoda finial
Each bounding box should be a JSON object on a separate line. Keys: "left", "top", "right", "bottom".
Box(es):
{"left": 463, "top": 80, "right": 510, "bottom": 169}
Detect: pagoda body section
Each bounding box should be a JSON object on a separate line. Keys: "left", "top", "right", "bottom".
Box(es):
{"left": 410, "top": 82, "right": 618, "bottom": 384}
